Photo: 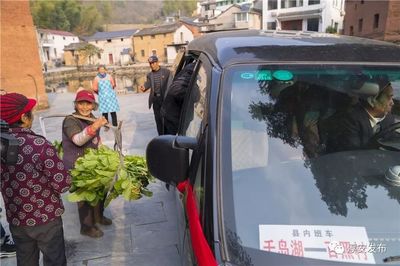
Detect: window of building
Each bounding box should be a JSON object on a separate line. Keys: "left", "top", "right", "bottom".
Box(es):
{"left": 281, "top": 0, "right": 298, "bottom": 8}
{"left": 54, "top": 48, "right": 57, "bottom": 56}
{"left": 267, "top": 22, "right": 277, "bottom": 30}
{"left": 236, "top": 13, "right": 248, "bottom": 22}
{"left": 358, "top": 18, "right": 363, "bottom": 32}
{"left": 52, "top": 36, "right": 55, "bottom": 40}
{"left": 121, "top": 38, "right": 124, "bottom": 41}
{"left": 164, "top": 33, "right": 167, "bottom": 38}
{"left": 205, "top": 4, "right": 210, "bottom": 11}
{"left": 307, "top": 18, "right": 319, "bottom": 31}
{"left": 63, "top": 37, "right": 66, "bottom": 40}
{"left": 289, "top": 0, "right": 301, "bottom": 7}
{"left": 309, "top": 0, "right": 320, "bottom": 5}
{"left": 95, "top": 40, "right": 98, "bottom": 44}
{"left": 97, "top": 53, "right": 101, "bottom": 59}
{"left": 180, "top": 32, "right": 184, "bottom": 43}
{"left": 361, "top": 0, "right": 364, "bottom": 4}
{"left": 140, "top": 36, "right": 143, "bottom": 40}
{"left": 268, "top": 0, "right": 278, "bottom": 10}
{"left": 374, "top": 13, "right": 379, "bottom": 29}
{"left": 141, "top": 50, "right": 145, "bottom": 57}
{"left": 350, "top": 26, "right": 354, "bottom": 36}
{"left": 151, "top": 35, "right": 155, "bottom": 39}
{"left": 107, "top": 39, "right": 112, "bottom": 43}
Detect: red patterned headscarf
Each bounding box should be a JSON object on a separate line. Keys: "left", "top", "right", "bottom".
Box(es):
{"left": 0, "top": 93, "right": 37, "bottom": 124}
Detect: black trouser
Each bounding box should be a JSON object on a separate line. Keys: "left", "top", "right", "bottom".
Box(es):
{"left": 152, "top": 100, "right": 163, "bottom": 135}
{"left": 102, "top": 112, "right": 118, "bottom": 126}
{"left": 10, "top": 217, "right": 67, "bottom": 266}
{"left": 77, "top": 200, "right": 105, "bottom": 230}
{"left": 163, "top": 118, "right": 179, "bottom": 135}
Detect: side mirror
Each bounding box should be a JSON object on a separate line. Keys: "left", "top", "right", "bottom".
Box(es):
{"left": 146, "top": 135, "right": 197, "bottom": 184}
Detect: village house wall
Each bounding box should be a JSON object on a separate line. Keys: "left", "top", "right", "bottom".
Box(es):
{"left": 133, "top": 33, "right": 174, "bottom": 63}
{"left": 344, "top": 0, "right": 400, "bottom": 43}
{"left": 1, "top": 0, "right": 48, "bottom": 108}
{"left": 89, "top": 37, "right": 133, "bottom": 65}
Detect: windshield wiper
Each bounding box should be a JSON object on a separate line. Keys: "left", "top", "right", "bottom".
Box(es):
{"left": 383, "top": 256, "right": 400, "bottom": 263}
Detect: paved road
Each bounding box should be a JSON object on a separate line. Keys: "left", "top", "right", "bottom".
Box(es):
{"left": 0, "top": 92, "right": 181, "bottom": 266}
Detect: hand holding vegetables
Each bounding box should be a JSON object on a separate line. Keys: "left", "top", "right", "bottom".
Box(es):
{"left": 91, "top": 116, "right": 108, "bottom": 131}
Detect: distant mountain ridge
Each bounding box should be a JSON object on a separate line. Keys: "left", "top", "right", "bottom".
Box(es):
{"left": 90, "top": 1, "right": 164, "bottom": 24}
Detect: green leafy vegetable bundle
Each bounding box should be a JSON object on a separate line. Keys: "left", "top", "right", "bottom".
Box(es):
{"left": 67, "top": 146, "right": 154, "bottom": 207}
{"left": 53, "top": 140, "right": 63, "bottom": 159}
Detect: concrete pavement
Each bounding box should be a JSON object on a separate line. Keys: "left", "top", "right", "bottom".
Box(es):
{"left": 0, "top": 92, "right": 181, "bottom": 266}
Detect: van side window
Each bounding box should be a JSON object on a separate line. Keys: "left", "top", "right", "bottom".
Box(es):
{"left": 181, "top": 64, "right": 208, "bottom": 138}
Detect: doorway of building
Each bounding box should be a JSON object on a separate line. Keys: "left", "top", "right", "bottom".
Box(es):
{"left": 109, "top": 54, "right": 114, "bottom": 64}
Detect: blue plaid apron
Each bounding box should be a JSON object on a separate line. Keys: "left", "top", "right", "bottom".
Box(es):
{"left": 97, "top": 75, "right": 120, "bottom": 113}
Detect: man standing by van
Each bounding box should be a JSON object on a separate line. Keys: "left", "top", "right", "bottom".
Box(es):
{"left": 139, "top": 55, "right": 171, "bottom": 135}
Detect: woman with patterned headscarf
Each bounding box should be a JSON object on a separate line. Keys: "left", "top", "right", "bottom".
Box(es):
{"left": 0, "top": 92, "right": 71, "bottom": 265}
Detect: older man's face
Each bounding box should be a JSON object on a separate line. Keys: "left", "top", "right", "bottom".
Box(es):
{"left": 149, "top": 61, "right": 160, "bottom": 72}
{"left": 375, "top": 84, "right": 394, "bottom": 116}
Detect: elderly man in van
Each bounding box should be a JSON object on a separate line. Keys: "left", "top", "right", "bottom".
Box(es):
{"left": 327, "top": 81, "right": 396, "bottom": 152}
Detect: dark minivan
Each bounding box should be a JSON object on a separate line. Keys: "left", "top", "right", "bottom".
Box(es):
{"left": 146, "top": 30, "right": 400, "bottom": 266}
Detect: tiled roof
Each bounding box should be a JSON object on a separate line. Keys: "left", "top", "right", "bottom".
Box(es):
{"left": 38, "top": 28, "right": 77, "bottom": 37}
{"left": 84, "top": 29, "right": 138, "bottom": 41}
{"left": 63, "top": 41, "right": 89, "bottom": 51}
{"left": 121, "top": 48, "right": 131, "bottom": 55}
{"left": 179, "top": 17, "right": 203, "bottom": 27}
{"left": 235, "top": 3, "right": 261, "bottom": 13}
{"left": 240, "top": 3, "right": 252, "bottom": 12}
{"left": 134, "top": 23, "right": 182, "bottom": 37}
{"left": 253, "top": 0, "right": 263, "bottom": 11}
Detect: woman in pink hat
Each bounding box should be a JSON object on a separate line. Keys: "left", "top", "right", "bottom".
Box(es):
{"left": 62, "top": 89, "right": 111, "bottom": 238}
{"left": 0, "top": 92, "right": 71, "bottom": 265}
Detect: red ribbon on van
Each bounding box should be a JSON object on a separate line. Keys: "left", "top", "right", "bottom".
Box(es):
{"left": 177, "top": 180, "right": 217, "bottom": 266}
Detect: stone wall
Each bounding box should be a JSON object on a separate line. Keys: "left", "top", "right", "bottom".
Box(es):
{"left": 0, "top": 0, "right": 48, "bottom": 109}
{"left": 44, "top": 64, "right": 172, "bottom": 93}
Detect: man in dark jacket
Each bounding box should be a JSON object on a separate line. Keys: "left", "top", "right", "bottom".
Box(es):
{"left": 161, "top": 62, "right": 196, "bottom": 135}
{"left": 327, "top": 82, "right": 395, "bottom": 152}
{"left": 139, "top": 55, "right": 171, "bottom": 135}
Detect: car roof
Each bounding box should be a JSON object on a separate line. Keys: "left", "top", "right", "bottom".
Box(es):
{"left": 188, "top": 30, "right": 400, "bottom": 68}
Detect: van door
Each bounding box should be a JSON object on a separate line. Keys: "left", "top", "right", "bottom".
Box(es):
{"left": 176, "top": 56, "right": 215, "bottom": 265}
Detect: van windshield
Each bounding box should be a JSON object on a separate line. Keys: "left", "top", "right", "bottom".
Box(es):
{"left": 221, "top": 64, "right": 400, "bottom": 265}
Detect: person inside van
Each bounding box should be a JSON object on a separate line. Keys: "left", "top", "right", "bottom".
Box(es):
{"left": 326, "top": 81, "right": 395, "bottom": 152}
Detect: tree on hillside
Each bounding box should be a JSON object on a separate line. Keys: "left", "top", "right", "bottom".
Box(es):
{"left": 162, "top": 0, "right": 197, "bottom": 17}
{"left": 61, "top": 0, "right": 82, "bottom": 31}
{"left": 31, "top": 0, "right": 56, "bottom": 30}
{"left": 98, "top": 1, "right": 112, "bottom": 31}
{"left": 50, "top": 4, "right": 70, "bottom": 31}
{"left": 74, "top": 5, "right": 103, "bottom": 36}
{"left": 30, "top": 0, "right": 106, "bottom": 35}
